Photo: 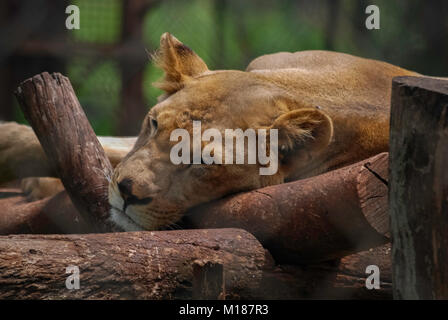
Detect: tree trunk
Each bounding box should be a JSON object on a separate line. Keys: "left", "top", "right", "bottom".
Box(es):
{"left": 185, "top": 152, "right": 390, "bottom": 264}
{"left": 389, "top": 76, "right": 448, "bottom": 299}
{"left": 14, "top": 72, "right": 115, "bottom": 232}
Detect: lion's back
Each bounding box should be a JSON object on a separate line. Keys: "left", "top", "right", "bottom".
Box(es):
{"left": 247, "top": 50, "right": 419, "bottom": 173}
{"left": 246, "top": 50, "right": 416, "bottom": 76}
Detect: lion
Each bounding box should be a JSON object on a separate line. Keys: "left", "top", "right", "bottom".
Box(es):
{"left": 0, "top": 33, "right": 419, "bottom": 231}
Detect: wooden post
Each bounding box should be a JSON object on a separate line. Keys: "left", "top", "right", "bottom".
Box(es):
{"left": 390, "top": 76, "right": 448, "bottom": 299}
{"left": 14, "top": 72, "right": 115, "bottom": 232}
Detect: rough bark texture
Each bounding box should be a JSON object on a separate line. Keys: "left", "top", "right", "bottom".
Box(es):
{"left": 0, "top": 228, "right": 269, "bottom": 300}
{"left": 185, "top": 153, "right": 390, "bottom": 264}
{"left": 14, "top": 72, "right": 115, "bottom": 232}
{"left": 389, "top": 76, "right": 448, "bottom": 299}
{"left": 0, "top": 227, "right": 391, "bottom": 300}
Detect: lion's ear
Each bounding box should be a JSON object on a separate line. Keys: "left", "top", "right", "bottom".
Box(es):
{"left": 271, "top": 107, "right": 333, "bottom": 159}
{"left": 153, "top": 32, "right": 209, "bottom": 93}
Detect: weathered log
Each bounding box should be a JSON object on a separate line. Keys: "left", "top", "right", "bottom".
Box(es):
{"left": 0, "top": 228, "right": 270, "bottom": 299}
{"left": 185, "top": 153, "right": 390, "bottom": 264}
{"left": 389, "top": 76, "right": 448, "bottom": 299}
{"left": 14, "top": 72, "right": 115, "bottom": 232}
{"left": 0, "top": 228, "right": 391, "bottom": 300}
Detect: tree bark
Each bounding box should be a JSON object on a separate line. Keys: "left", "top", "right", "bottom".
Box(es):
{"left": 389, "top": 76, "right": 448, "bottom": 299}
{"left": 14, "top": 72, "right": 115, "bottom": 232}
{"left": 0, "top": 228, "right": 270, "bottom": 299}
{"left": 0, "top": 228, "right": 391, "bottom": 300}
{"left": 185, "top": 152, "right": 390, "bottom": 264}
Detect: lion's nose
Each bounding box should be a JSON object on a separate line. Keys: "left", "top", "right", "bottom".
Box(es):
{"left": 118, "top": 178, "right": 133, "bottom": 197}
{"left": 118, "top": 178, "right": 153, "bottom": 210}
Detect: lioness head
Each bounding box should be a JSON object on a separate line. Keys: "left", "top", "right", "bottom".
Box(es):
{"left": 108, "top": 33, "right": 333, "bottom": 231}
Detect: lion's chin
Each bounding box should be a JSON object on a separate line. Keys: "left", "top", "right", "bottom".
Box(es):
{"left": 109, "top": 207, "right": 146, "bottom": 232}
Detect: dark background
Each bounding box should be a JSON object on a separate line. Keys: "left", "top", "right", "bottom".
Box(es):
{"left": 1, "top": 0, "right": 447, "bottom": 136}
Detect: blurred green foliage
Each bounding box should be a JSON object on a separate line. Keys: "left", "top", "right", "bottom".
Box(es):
{"left": 22, "top": 0, "right": 446, "bottom": 136}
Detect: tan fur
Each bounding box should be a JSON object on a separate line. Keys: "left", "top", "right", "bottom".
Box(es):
{"left": 0, "top": 122, "right": 136, "bottom": 200}
{"left": 21, "top": 177, "right": 64, "bottom": 201}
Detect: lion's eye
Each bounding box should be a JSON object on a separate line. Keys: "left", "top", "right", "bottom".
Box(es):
{"left": 149, "top": 117, "right": 158, "bottom": 135}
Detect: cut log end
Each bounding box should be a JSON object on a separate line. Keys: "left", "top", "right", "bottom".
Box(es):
{"left": 357, "top": 152, "right": 390, "bottom": 238}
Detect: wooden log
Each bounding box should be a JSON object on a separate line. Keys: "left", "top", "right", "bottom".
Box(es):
{"left": 389, "top": 76, "right": 448, "bottom": 299}
{"left": 14, "top": 72, "right": 115, "bottom": 232}
{"left": 185, "top": 153, "right": 390, "bottom": 264}
{"left": 0, "top": 228, "right": 391, "bottom": 300}
{"left": 0, "top": 228, "right": 269, "bottom": 300}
